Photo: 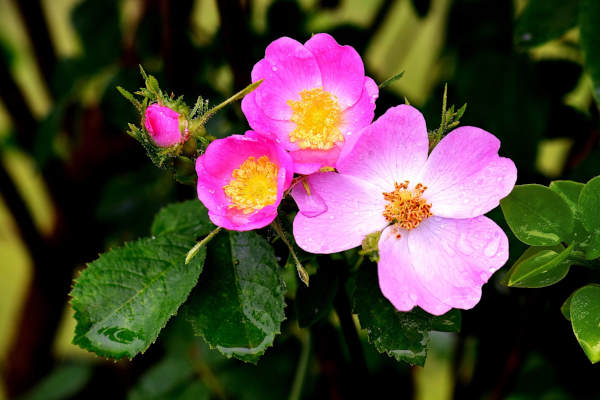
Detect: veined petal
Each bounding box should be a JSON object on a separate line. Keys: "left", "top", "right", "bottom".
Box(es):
{"left": 241, "top": 91, "right": 296, "bottom": 144}
{"left": 304, "top": 33, "right": 365, "bottom": 109}
{"left": 293, "top": 173, "right": 388, "bottom": 254}
{"left": 378, "top": 216, "right": 509, "bottom": 315}
{"left": 338, "top": 76, "right": 378, "bottom": 157}
{"left": 419, "top": 126, "right": 517, "bottom": 218}
{"left": 337, "top": 105, "right": 429, "bottom": 192}
{"left": 253, "top": 38, "right": 322, "bottom": 120}
{"left": 378, "top": 227, "right": 453, "bottom": 315}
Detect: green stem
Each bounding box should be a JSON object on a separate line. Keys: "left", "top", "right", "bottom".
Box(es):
{"left": 185, "top": 226, "right": 222, "bottom": 264}
{"left": 272, "top": 218, "right": 309, "bottom": 286}
{"left": 198, "top": 79, "right": 263, "bottom": 125}
{"left": 288, "top": 330, "right": 311, "bottom": 400}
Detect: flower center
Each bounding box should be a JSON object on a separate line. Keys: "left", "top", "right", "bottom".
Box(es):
{"left": 382, "top": 181, "right": 433, "bottom": 236}
{"left": 287, "top": 87, "right": 344, "bottom": 150}
{"left": 223, "top": 155, "right": 279, "bottom": 214}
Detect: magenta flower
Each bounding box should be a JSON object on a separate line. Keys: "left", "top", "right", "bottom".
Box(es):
{"left": 241, "top": 33, "right": 378, "bottom": 175}
{"left": 196, "top": 132, "right": 294, "bottom": 231}
{"left": 144, "top": 103, "right": 186, "bottom": 147}
{"left": 292, "top": 105, "right": 517, "bottom": 315}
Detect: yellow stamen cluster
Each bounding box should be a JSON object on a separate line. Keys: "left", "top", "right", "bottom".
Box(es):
{"left": 287, "top": 87, "right": 344, "bottom": 150}
{"left": 383, "top": 181, "right": 433, "bottom": 238}
{"left": 223, "top": 156, "right": 278, "bottom": 214}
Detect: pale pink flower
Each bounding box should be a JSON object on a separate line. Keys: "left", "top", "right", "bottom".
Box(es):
{"left": 144, "top": 103, "right": 186, "bottom": 147}
{"left": 242, "top": 33, "right": 378, "bottom": 175}
{"left": 196, "top": 132, "right": 293, "bottom": 231}
{"left": 292, "top": 105, "right": 517, "bottom": 315}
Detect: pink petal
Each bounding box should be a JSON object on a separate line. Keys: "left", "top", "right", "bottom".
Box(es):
{"left": 419, "top": 126, "right": 517, "bottom": 218}
{"left": 378, "top": 216, "right": 509, "bottom": 315}
{"left": 337, "top": 105, "right": 429, "bottom": 191}
{"left": 293, "top": 172, "right": 388, "bottom": 253}
{"left": 304, "top": 33, "right": 365, "bottom": 109}
{"left": 290, "top": 179, "right": 327, "bottom": 217}
{"left": 338, "top": 77, "right": 378, "bottom": 152}
{"left": 378, "top": 227, "right": 452, "bottom": 315}
{"left": 241, "top": 91, "right": 296, "bottom": 144}
{"left": 252, "top": 38, "right": 322, "bottom": 120}
{"left": 289, "top": 146, "right": 341, "bottom": 174}
{"left": 196, "top": 132, "right": 293, "bottom": 231}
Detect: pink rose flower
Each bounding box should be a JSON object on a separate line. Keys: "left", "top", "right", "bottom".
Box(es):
{"left": 292, "top": 105, "right": 517, "bottom": 315}
{"left": 196, "top": 132, "right": 294, "bottom": 231}
{"left": 241, "top": 33, "right": 378, "bottom": 175}
{"left": 144, "top": 103, "right": 186, "bottom": 147}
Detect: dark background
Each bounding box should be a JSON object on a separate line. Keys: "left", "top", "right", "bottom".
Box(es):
{"left": 0, "top": 0, "right": 598, "bottom": 399}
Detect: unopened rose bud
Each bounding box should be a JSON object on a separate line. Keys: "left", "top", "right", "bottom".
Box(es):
{"left": 144, "top": 103, "right": 186, "bottom": 147}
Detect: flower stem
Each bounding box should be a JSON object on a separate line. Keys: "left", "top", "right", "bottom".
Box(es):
{"left": 288, "top": 329, "right": 311, "bottom": 400}
{"left": 272, "top": 218, "right": 309, "bottom": 286}
{"left": 185, "top": 226, "right": 222, "bottom": 264}
{"left": 198, "top": 79, "right": 263, "bottom": 125}
{"left": 333, "top": 269, "right": 367, "bottom": 376}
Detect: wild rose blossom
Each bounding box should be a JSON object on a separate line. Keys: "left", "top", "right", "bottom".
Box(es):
{"left": 144, "top": 103, "right": 186, "bottom": 147}
{"left": 292, "top": 105, "right": 517, "bottom": 315}
{"left": 242, "top": 33, "right": 378, "bottom": 175}
{"left": 196, "top": 132, "right": 294, "bottom": 231}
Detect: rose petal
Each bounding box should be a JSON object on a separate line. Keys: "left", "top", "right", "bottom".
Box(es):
{"left": 338, "top": 77, "right": 379, "bottom": 153}
{"left": 290, "top": 179, "right": 327, "bottom": 217}
{"left": 419, "top": 126, "right": 517, "bottom": 218}
{"left": 304, "top": 33, "right": 365, "bottom": 109}
{"left": 378, "top": 216, "right": 509, "bottom": 315}
{"left": 241, "top": 91, "right": 296, "bottom": 146}
{"left": 378, "top": 226, "right": 452, "bottom": 315}
{"left": 293, "top": 172, "right": 388, "bottom": 253}
{"left": 337, "top": 105, "right": 429, "bottom": 192}
{"left": 253, "top": 38, "right": 322, "bottom": 120}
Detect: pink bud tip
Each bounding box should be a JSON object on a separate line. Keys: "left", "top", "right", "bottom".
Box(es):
{"left": 144, "top": 103, "right": 184, "bottom": 147}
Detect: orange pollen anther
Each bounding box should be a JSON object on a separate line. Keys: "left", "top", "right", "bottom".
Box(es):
{"left": 287, "top": 87, "right": 344, "bottom": 150}
{"left": 223, "top": 155, "right": 278, "bottom": 214}
{"left": 382, "top": 181, "right": 433, "bottom": 235}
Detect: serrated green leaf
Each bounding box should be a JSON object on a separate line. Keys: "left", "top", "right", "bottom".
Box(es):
{"left": 353, "top": 267, "right": 430, "bottom": 366}
{"left": 117, "top": 86, "right": 142, "bottom": 111}
{"left": 580, "top": 0, "right": 600, "bottom": 102}
{"left": 71, "top": 234, "right": 206, "bottom": 359}
{"left": 500, "top": 184, "right": 574, "bottom": 246}
{"left": 184, "top": 231, "right": 286, "bottom": 363}
{"left": 504, "top": 244, "right": 573, "bottom": 288}
{"left": 429, "top": 309, "right": 462, "bottom": 332}
{"left": 514, "top": 0, "right": 579, "bottom": 48}
{"left": 570, "top": 284, "right": 600, "bottom": 363}
{"left": 295, "top": 265, "right": 339, "bottom": 327}
{"left": 151, "top": 200, "right": 214, "bottom": 238}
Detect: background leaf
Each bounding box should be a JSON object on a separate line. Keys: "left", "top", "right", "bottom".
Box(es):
{"left": 500, "top": 184, "right": 574, "bottom": 246}
{"left": 71, "top": 234, "right": 206, "bottom": 359}
{"left": 514, "top": 0, "right": 579, "bottom": 48}
{"left": 295, "top": 264, "right": 339, "bottom": 328}
{"left": 580, "top": 0, "right": 600, "bottom": 102}
{"left": 19, "top": 364, "right": 92, "bottom": 400}
{"left": 352, "top": 266, "right": 431, "bottom": 366}
{"left": 184, "top": 231, "right": 286, "bottom": 363}
{"left": 570, "top": 284, "right": 600, "bottom": 363}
